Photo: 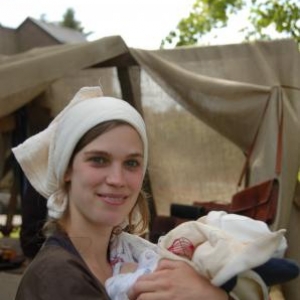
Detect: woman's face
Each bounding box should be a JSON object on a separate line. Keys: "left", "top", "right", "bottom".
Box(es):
{"left": 64, "top": 124, "right": 144, "bottom": 229}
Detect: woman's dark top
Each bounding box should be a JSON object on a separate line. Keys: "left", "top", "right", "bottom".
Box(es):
{"left": 15, "top": 231, "right": 111, "bottom": 300}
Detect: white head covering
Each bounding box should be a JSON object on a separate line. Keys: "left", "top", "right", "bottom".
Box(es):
{"left": 12, "top": 86, "right": 148, "bottom": 219}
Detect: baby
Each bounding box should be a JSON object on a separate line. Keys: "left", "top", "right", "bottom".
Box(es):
{"left": 105, "top": 211, "right": 299, "bottom": 300}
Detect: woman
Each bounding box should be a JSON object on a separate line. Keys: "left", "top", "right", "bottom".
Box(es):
{"left": 12, "top": 86, "right": 228, "bottom": 300}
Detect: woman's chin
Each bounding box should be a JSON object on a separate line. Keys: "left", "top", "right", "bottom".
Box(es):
{"left": 100, "top": 214, "right": 126, "bottom": 229}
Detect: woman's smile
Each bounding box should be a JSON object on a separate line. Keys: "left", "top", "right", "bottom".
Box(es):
{"left": 97, "top": 193, "right": 127, "bottom": 206}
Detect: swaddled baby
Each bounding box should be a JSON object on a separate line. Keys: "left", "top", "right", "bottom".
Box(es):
{"left": 105, "top": 211, "right": 299, "bottom": 300}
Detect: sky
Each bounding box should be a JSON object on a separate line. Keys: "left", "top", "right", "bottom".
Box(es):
{"left": 0, "top": 0, "right": 197, "bottom": 49}
{"left": 0, "top": 0, "right": 247, "bottom": 50}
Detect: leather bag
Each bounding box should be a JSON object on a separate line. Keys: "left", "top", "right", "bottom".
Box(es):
{"left": 230, "top": 178, "right": 279, "bottom": 224}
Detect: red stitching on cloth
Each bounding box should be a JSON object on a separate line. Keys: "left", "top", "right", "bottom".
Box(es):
{"left": 167, "top": 237, "right": 195, "bottom": 259}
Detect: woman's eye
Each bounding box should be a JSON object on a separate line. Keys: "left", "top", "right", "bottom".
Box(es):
{"left": 125, "top": 160, "right": 140, "bottom": 168}
{"left": 90, "top": 156, "right": 108, "bottom": 165}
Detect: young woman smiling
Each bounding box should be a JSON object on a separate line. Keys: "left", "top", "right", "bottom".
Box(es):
{"left": 12, "top": 86, "right": 228, "bottom": 300}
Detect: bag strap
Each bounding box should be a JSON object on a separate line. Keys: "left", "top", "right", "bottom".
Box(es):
{"left": 237, "top": 87, "right": 283, "bottom": 187}
{"left": 276, "top": 89, "right": 283, "bottom": 175}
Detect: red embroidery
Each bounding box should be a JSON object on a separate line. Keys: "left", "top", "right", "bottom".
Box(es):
{"left": 167, "top": 237, "right": 195, "bottom": 259}
{"left": 110, "top": 256, "right": 124, "bottom": 267}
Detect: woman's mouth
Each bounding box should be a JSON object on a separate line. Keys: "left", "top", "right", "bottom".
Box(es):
{"left": 98, "top": 193, "right": 127, "bottom": 205}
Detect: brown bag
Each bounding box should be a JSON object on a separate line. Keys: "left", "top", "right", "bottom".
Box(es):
{"left": 195, "top": 92, "right": 283, "bottom": 225}
{"left": 196, "top": 174, "right": 281, "bottom": 226}
{"left": 230, "top": 178, "right": 279, "bottom": 224}
{"left": 195, "top": 179, "right": 279, "bottom": 224}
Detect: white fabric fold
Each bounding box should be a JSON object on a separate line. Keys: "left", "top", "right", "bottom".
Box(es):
{"left": 158, "top": 211, "right": 286, "bottom": 286}
{"left": 106, "top": 212, "right": 286, "bottom": 300}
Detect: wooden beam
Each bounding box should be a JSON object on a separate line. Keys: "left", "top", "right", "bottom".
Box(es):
{"left": 117, "top": 66, "right": 143, "bottom": 114}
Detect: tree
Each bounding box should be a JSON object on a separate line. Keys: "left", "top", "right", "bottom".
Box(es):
{"left": 59, "top": 8, "right": 84, "bottom": 33}
{"left": 38, "top": 8, "right": 91, "bottom": 37}
{"left": 161, "top": 0, "right": 300, "bottom": 48}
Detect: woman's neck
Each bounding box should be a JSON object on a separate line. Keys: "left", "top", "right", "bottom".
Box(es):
{"left": 61, "top": 216, "right": 114, "bottom": 283}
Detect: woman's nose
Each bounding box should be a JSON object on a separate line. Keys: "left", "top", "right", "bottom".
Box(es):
{"left": 106, "top": 164, "right": 125, "bottom": 186}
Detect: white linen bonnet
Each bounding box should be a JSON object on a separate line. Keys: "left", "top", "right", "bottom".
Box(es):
{"left": 12, "top": 86, "right": 148, "bottom": 219}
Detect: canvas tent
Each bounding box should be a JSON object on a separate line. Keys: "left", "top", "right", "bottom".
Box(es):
{"left": 0, "top": 36, "right": 299, "bottom": 299}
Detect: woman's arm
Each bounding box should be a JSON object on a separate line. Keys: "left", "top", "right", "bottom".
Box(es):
{"left": 128, "top": 259, "right": 228, "bottom": 300}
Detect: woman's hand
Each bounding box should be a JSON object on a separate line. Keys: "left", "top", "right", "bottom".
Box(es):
{"left": 128, "top": 259, "right": 228, "bottom": 300}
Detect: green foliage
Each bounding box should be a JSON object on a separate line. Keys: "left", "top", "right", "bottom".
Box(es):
{"left": 161, "top": 0, "right": 300, "bottom": 48}
{"left": 59, "top": 8, "right": 84, "bottom": 33}
{"left": 248, "top": 0, "right": 300, "bottom": 44}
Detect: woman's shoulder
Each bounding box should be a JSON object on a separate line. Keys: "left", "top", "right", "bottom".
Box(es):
{"left": 34, "top": 241, "right": 81, "bottom": 267}
{"left": 20, "top": 243, "right": 85, "bottom": 283}
{"left": 15, "top": 242, "right": 110, "bottom": 300}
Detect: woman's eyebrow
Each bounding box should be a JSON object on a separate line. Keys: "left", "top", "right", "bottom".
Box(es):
{"left": 128, "top": 153, "right": 143, "bottom": 158}
{"left": 83, "top": 150, "right": 109, "bottom": 156}
{"left": 83, "top": 150, "right": 143, "bottom": 157}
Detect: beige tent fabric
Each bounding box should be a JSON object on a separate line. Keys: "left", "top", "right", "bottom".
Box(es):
{"left": 131, "top": 40, "right": 300, "bottom": 300}
{"left": 130, "top": 39, "right": 300, "bottom": 229}
{"left": 41, "top": 68, "right": 122, "bottom": 117}
{"left": 0, "top": 36, "right": 129, "bottom": 118}
{"left": 132, "top": 46, "right": 270, "bottom": 152}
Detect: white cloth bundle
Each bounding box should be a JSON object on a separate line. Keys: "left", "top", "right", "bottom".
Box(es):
{"left": 158, "top": 211, "right": 286, "bottom": 286}
{"left": 106, "top": 211, "right": 287, "bottom": 300}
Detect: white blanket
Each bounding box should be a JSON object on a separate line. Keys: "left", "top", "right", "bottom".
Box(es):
{"left": 105, "top": 211, "right": 287, "bottom": 300}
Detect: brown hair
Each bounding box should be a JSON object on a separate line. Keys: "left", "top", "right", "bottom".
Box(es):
{"left": 44, "top": 120, "right": 150, "bottom": 236}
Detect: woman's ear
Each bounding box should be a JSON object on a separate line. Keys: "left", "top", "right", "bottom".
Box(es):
{"left": 64, "top": 168, "right": 71, "bottom": 182}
